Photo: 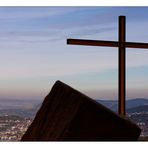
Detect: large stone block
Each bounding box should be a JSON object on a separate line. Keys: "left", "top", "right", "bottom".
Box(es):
{"left": 21, "top": 81, "right": 141, "bottom": 141}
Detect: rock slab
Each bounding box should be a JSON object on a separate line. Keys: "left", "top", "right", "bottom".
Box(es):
{"left": 21, "top": 80, "right": 141, "bottom": 141}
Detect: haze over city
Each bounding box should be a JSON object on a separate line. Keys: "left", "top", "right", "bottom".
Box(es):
{"left": 0, "top": 7, "right": 148, "bottom": 100}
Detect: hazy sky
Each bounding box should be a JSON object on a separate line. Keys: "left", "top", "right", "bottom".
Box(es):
{"left": 0, "top": 7, "right": 148, "bottom": 100}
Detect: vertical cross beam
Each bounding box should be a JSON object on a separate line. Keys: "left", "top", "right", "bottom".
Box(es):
{"left": 119, "top": 16, "right": 126, "bottom": 116}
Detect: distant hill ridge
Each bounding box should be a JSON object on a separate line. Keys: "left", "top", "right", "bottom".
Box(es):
{"left": 127, "top": 105, "right": 148, "bottom": 113}
{"left": 96, "top": 98, "right": 148, "bottom": 111}
{"left": 0, "top": 98, "right": 148, "bottom": 117}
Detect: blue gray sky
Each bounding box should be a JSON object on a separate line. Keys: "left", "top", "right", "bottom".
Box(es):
{"left": 0, "top": 7, "right": 148, "bottom": 100}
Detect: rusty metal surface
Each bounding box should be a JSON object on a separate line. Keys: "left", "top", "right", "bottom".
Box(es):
{"left": 118, "top": 16, "right": 126, "bottom": 116}
{"left": 67, "top": 39, "right": 148, "bottom": 49}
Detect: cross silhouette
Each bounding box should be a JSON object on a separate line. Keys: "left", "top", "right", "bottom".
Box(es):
{"left": 67, "top": 16, "right": 148, "bottom": 116}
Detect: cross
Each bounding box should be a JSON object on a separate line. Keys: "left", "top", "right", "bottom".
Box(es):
{"left": 67, "top": 15, "right": 148, "bottom": 116}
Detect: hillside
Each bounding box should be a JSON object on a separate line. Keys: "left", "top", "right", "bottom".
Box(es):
{"left": 0, "top": 98, "right": 148, "bottom": 118}
{"left": 127, "top": 105, "right": 148, "bottom": 113}
{"left": 97, "top": 98, "right": 148, "bottom": 111}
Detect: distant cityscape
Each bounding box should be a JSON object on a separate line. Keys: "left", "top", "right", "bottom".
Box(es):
{"left": 0, "top": 98, "right": 148, "bottom": 141}
{"left": 0, "top": 115, "right": 32, "bottom": 141}
{"left": 128, "top": 113, "right": 148, "bottom": 139}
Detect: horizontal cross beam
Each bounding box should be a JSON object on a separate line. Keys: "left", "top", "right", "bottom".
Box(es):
{"left": 67, "top": 39, "right": 148, "bottom": 49}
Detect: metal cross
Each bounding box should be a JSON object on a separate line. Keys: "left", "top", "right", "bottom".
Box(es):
{"left": 67, "top": 16, "right": 148, "bottom": 116}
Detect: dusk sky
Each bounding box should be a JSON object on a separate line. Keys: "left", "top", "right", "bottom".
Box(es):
{"left": 1, "top": 7, "right": 148, "bottom": 100}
